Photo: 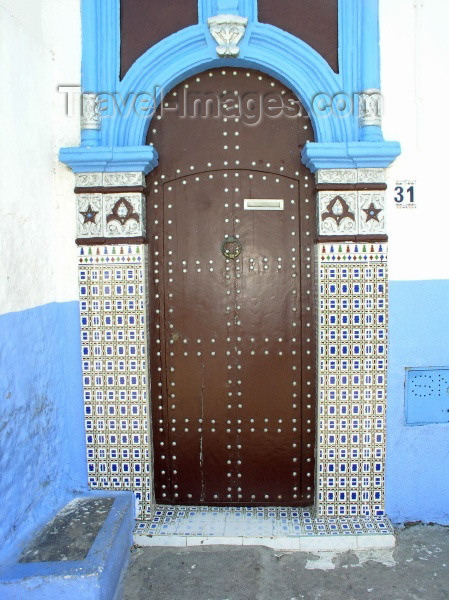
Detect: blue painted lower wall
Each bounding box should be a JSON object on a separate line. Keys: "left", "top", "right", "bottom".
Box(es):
{"left": 0, "top": 302, "right": 87, "bottom": 565}
{"left": 387, "top": 280, "right": 449, "bottom": 524}
{"left": 1, "top": 283, "right": 448, "bottom": 558}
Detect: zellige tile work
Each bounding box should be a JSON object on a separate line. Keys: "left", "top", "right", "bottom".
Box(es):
{"left": 76, "top": 210, "right": 389, "bottom": 523}
{"left": 78, "top": 244, "right": 152, "bottom": 516}
{"left": 136, "top": 505, "right": 393, "bottom": 537}
{"left": 133, "top": 505, "right": 394, "bottom": 550}
{"left": 74, "top": 158, "right": 391, "bottom": 535}
{"left": 317, "top": 242, "right": 388, "bottom": 517}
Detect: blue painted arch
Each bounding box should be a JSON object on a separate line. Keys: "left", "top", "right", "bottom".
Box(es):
{"left": 107, "top": 22, "right": 352, "bottom": 148}
{"left": 60, "top": 0, "right": 400, "bottom": 173}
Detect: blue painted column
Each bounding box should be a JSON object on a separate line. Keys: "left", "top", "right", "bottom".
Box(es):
{"left": 359, "top": 0, "right": 383, "bottom": 142}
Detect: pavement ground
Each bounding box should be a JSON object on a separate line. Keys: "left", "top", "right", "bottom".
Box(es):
{"left": 122, "top": 523, "right": 449, "bottom": 600}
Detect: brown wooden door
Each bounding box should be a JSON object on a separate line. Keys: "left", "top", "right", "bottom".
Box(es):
{"left": 147, "top": 69, "right": 316, "bottom": 506}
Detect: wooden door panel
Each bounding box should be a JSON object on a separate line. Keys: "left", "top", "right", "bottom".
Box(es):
{"left": 148, "top": 68, "right": 316, "bottom": 506}
{"left": 163, "top": 175, "right": 232, "bottom": 503}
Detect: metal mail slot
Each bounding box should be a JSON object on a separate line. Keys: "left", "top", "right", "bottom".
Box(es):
{"left": 244, "top": 199, "right": 284, "bottom": 211}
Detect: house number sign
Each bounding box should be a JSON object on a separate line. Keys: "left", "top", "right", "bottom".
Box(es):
{"left": 394, "top": 180, "right": 416, "bottom": 209}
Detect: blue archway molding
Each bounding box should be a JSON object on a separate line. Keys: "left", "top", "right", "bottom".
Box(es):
{"left": 60, "top": 0, "right": 400, "bottom": 174}
{"left": 112, "top": 27, "right": 351, "bottom": 148}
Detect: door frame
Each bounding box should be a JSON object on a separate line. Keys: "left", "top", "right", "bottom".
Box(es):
{"left": 61, "top": 0, "right": 400, "bottom": 519}
{"left": 145, "top": 68, "right": 318, "bottom": 507}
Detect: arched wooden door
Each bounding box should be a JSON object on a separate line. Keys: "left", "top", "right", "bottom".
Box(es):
{"left": 147, "top": 69, "right": 316, "bottom": 506}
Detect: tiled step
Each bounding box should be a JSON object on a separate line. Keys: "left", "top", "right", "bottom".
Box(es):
{"left": 134, "top": 505, "right": 395, "bottom": 551}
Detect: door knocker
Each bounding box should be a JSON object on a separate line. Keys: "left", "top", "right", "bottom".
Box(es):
{"left": 221, "top": 236, "right": 242, "bottom": 260}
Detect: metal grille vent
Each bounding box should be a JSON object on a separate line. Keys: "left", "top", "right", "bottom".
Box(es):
{"left": 405, "top": 367, "right": 449, "bottom": 425}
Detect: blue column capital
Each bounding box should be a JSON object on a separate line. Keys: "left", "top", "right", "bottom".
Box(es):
{"left": 59, "top": 145, "right": 158, "bottom": 174}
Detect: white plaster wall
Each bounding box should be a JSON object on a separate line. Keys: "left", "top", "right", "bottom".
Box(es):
{"left": 381, "top": 0, "right": 449, "bottom": 281}
{"left": 0, "top": 0, "right": 80, "bottom": 315}
{"left": 1, "top": 0, "right": 445, "bottom": 315}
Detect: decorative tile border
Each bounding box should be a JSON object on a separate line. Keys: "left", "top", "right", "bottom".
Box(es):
{"left": 318, "top": 191, "right": 386, "bottom": 236}
{"left": 77, "top": 193, "right": 145, "bottom": 239}
{"left": 76, "top": 172, "right": 103, "bottom": 188}
{"left": 75, "top": 181, "right": 389, "bottom": 521}
{"left": 76, "top": 172, "right": 146, "bottom": 188}
{"left": 358, "top": 192, "right": 385, "bottom": 234}
{"left": 77, "top": 194, "right": 103, "bottom": 237}
{"left": 318, "top": 192, "right": 358, "bottom": 235}
{"left": 315, "top": 168, "right": 386, "bottom": 185}
{"left": 317, "top": 243, "right": 388, "bottom": 516}
{"left": 103, "top": 193, "right": 145, "bottom": 237}
{"left": 79, "top": 244, "right": 152, "bottom": 517}
{"left": 316, "top": 169, "right": 358, "bottom": 185}
{"left": 357, "top": 168, "right": 386, "bottom": 184}
{"left": 134, "top": 505, "right": 394, "bottom": 539}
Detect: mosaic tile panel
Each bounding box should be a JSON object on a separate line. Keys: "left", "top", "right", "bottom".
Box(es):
{"left": 75, "top": 172, "right": 146, "bottom": 188}
{"left": 77, "top": 194, "right": 103, "bottom": 237}
{"left": 357, "top": 168, "right": 386, "bottom": 184}
{"left": 317, "top": 242, "right": 388, "bottom": 517}
{"left": 78, "top": 244, "right": 151, "bottom": 516}
{"left": 103, "top": 193, "right": 145, "bottom": 237}
{"left": 76, "top": 193, "right": 146, "bottom": 239}
{"left": 315, "top": 168, "right": 386, "bottom": 185}
{"left": 358, "top": 191, "right": 386, "bottom": 234}
{"left": 316, "top": 169, "right": 358, "bottom": 185}
{"left": 75, "top": 234, "right": 389, "bottom": 522}
{"left": 318, "top": 191, "right": 358, "bottom": 235}
{"left": 318, "top": 191, "right": 386, "bottom": 236}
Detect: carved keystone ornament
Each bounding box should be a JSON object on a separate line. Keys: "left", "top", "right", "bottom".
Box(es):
{"left": 207, "top": 14, "right": 248, "bottom": 57}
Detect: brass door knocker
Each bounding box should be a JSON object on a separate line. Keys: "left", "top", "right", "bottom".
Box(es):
{"left": 221, "top": 236, "right": 242, "bottom": 260}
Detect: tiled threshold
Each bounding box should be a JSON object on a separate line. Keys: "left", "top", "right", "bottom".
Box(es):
{"left": 134, "top": 506, "right": 395, "bottom": 551}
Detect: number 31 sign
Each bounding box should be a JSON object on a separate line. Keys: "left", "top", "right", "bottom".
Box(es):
{"left": 394, "top": 180, "right": 416, "bottom": 209}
